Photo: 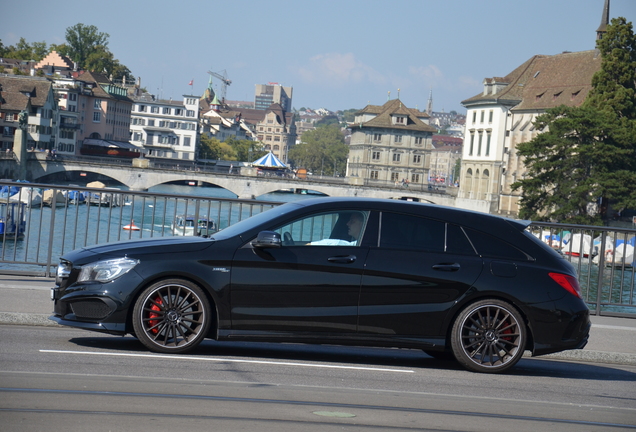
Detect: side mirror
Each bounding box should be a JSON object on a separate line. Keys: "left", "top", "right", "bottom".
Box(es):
{"left": 251, "top": 231, "right": 282, "bottom": 248}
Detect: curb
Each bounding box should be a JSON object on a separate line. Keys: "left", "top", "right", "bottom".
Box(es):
{"left": 2, "top": 312, "right": 636, "bottom": 367}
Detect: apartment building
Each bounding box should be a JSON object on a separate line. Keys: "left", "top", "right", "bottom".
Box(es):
{"left": 347, "top": 99, "right": 436, "bottom": 185}
{"left": 129, "top": 94, "right": 200, "bottom": 161}
{"left": 254, "top": 83, "right": 293, "bottom": 112}
{"left": 0, "top": 75, "right": 57, "bottom": 152}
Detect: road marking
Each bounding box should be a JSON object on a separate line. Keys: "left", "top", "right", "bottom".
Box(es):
{"left": 40, "top": 349, "right": 414, "bottom": 373}
{"left": 593, "top": 324, "right": 636, "bottom": 331}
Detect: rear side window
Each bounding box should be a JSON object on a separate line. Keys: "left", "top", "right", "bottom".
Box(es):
{"left": 463, "top": 228, "right": 530, "bottom": 261}
{"left": 380, "top": 212, "right": 445, "bottom": 252}
{"left": 447, "top": 224, "right": 477, "bottom": 255}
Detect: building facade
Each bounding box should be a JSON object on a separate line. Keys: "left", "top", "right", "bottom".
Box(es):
{"left": 347, "top": 99, "right": 437, "bottom": 185}
{"left": 254, "top": 104, "right": 296, "bottom": 162}
{"left": 456, "top": 51, "right": 602, "bottom": 216}
{"left": 129, "top": 94, "right": 200, "bottom": 161}
{"left": 254, "top": 84, "right": 293, "bottom": 112}
{"left": 0, "top": 75, "right": 57, "bottom": 152}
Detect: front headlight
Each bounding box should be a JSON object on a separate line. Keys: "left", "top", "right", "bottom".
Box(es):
{"left": 78, "top": 258, "right": 139, "bottom": 283}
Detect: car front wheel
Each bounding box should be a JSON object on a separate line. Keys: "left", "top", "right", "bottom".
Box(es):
{"left": 451, "top": 299, "right": 526, "bottom": 373}
{"left": 132, "top": 279, "right": 211, "bottom": 354}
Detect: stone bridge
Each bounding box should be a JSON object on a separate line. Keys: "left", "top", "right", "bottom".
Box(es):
{"left": 0, "top": 155, "right": 457, "bottom": 205}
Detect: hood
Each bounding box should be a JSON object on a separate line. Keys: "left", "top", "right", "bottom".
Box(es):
{"left": 63, "top": 236, "right": 215, "bottom": 263}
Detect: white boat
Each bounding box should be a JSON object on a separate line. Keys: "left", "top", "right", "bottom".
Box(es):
{"left": 0, "top": 201, "right": 27, "bottom": 238}
{"left": 9, "top": 188, "right": 43, "bottom": 208}
{"left": 42, "top": 189, "right": 66, "bottom": 207}
{"left": 172, "top": 215, "right": 216, "bottom": 236}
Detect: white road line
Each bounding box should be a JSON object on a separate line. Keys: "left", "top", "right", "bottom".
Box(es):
{"left": 593, "top": 324, "right": 636, "bottom": 331}
{"left": 40, "top": 349, "right": 414, "bottom": 373}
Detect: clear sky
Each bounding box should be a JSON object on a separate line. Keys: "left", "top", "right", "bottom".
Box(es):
{"left": 2, "top": 0, "right": 634, "bottom": 114}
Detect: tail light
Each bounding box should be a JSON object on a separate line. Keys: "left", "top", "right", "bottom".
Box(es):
{"left": 549, "top": 272, "right": 583, "bottom": 299}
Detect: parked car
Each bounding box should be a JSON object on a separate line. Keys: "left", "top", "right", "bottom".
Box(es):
{"left": 51, "top": 197, "right": 590, "bottom": 373}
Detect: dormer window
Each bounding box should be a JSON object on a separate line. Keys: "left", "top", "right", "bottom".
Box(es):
{"left": 393, "top": 115, "right": 405, "bottom": 125}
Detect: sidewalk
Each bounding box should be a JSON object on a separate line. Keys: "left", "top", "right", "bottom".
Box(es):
{"left": 1, "top": 274, "right": 635, "bottom": 366}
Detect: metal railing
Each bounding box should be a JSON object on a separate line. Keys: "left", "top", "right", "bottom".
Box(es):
{"left": 1, "top": 180, "right": 634, "bottom": 317}
{"left": 1, "top": 181, "right": 280, "bottom": 277}
{"left": 528, "top": 221, "right": 635, "bottom": 317}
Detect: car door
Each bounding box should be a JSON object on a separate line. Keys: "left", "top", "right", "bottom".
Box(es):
{"left": 358, "top": 212, "right": 483, "bottom": 338}
{"left": 230, "top": 210, "right": 371, "bottom": 335}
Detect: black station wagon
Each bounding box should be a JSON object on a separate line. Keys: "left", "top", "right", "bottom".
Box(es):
{"left": 51, "top": 197, "right": 590, "bottom": 373}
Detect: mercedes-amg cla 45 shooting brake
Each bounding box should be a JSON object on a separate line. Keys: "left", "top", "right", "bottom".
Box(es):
{"left": 51, "top": 197, "right": 590, "bottom": 373}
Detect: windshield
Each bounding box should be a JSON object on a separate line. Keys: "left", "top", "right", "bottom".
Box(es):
{"left": 210, "top": 202, "right": 303, "bottom": 240}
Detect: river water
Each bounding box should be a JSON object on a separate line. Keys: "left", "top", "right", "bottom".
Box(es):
{"left": 1, "top": 183, "right": 323, "bottom": 272}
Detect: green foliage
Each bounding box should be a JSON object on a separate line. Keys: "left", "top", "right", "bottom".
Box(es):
{"left": 585, "top": 17, "right": 636, "bottom": 119}
{"left": 198, "top": 134, "right": 236, "bottom": 161}
{"left": 315, "top": 115, "right": 340, "bottom": 127}
{"left": 514, "top": 17, "right": 636, "bottom": 224}
{"left": 64, "top": 24, "right": 109, "bottom": 70}
{"left": 288, "top": 125, "right": 348, "bottom": 176}
{"left": 341, "top": 108, "right": 358, "bottom": 123}
{"left": 224, "top": 136, "right": 266, "bottom": 162}
{"left": 0, "top": 37, "right": 48, "bottom": 61}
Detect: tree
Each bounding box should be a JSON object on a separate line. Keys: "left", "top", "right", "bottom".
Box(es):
{"left": 224, "top": 136, "right": 266, "bottom": 162}
{"left": 63, "top": 24, "right": 110, "bottom": 70}
{"left": 198, "top": 135, "right": 236, "bottom": 161}
{"left": 288, "top": 125, "right": 348, "bottom": 176}
{"left": 512, "top": 17, "right": 636, "bottom": 224}
{"left": 0, "top": 38, "right": 48, "bottom": 61}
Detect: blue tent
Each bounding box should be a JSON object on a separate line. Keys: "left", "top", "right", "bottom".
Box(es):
{"left": 252, "top": 152, "right": 286, "bottom": 169}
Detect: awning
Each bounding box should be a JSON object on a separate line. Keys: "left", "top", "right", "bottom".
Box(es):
{"left": 83, "top": 138, "right": 143, "bottom": 150}
{"left": 252, "top": 152, "right": 286, "bottom": 169}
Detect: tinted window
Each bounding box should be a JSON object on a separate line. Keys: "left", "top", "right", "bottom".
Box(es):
{"left": 463, "top": 228, "right": 529, "bottom": 260}
{"left": 274, "top": 211, "right": 369, "bottom": 246}
{"left": 447, "top": 224, "right": 477, "bottom": 255}
{"left": 380, "top": 212, "right": 444, "bottom": 252}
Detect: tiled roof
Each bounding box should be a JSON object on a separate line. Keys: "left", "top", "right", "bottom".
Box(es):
{"left": 75, "top": 71, "right": 133, "bottom": 102}
{"left": 0, "top": 76, "right": 53, "bottom": 111}
{"left": 462, "top": 50, "right": 601, "bottom": 111}
{"left": 356, "top": 99, "right": 436, "bottom": 132}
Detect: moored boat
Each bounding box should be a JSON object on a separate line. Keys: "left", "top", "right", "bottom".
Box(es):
{"left": 172, "top": 214, "right": 216, "bottom": 236}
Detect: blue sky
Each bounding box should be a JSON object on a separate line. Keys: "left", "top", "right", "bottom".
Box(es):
{"left": 3, "top": 0, "right": 634, "bottom": 114}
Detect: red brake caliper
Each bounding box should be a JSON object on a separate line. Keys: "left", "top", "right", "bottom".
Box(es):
{"left": 148, "top": 296, "right": 163, "bottom": 334}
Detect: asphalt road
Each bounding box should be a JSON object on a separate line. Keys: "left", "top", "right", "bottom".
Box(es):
{"left": 1, "top": 325, "right": 635, "bottom": 431}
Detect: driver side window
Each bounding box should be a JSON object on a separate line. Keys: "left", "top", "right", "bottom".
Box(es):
{"left": 274, "top": 211, "right": 368, "bottom": 246}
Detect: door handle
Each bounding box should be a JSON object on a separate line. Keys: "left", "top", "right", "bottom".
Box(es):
{"left": 328, "top": 255, "right": 357, "bottom": 264}
{"left": 432, "top": 263, "right": 461, "bottom": 271}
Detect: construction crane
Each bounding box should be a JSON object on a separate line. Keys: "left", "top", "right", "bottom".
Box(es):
{"left": 207, "top": 70, "right": 232, "bottom": 102}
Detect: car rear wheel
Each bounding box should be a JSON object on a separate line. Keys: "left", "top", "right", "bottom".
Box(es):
{"left": 451, "top": 299, "right": 526, "bottom": 373}
{"left": 133, "top": 279, "right": 211, "bottom": 354}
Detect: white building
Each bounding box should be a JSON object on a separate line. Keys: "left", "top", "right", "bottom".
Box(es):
{"left": 129, "top": 94, "right": 200, "bottom": 161}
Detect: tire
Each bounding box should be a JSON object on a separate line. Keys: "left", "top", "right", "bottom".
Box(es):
{"left": 450, "top": 299, "right": 526, "bottom": 373}
{"left": 132, "top": 279, "right": 211, "bottom": 354}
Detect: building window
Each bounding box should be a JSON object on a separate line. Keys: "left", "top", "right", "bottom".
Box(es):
{"left": 372, "top": 151, "right": 380, "bottom": 160}
{"left": 94, "top": 99, "right": 102, "bottom": 110}
{"left": 184, "top": 137, "right": 191, "bottom": 147}
{"left": 151, "top": 106, "right": 159, "bottom": 113}
{"left": 148, "top": 120, "right": 155, "bottom": 126}
{"left": 175, "top": 109, "right": 183, "bottom": 116}
{"left": 486, "top": 132, "right": 491, "bottom": 156}
{"left": 266, "top": 136, "right": 272, "bottom": 141}
{"left": 480, "top": 111, "right": 484, "bottom": 123}
{"left": 395, "top": 116, "right": 405, "bottom": 124}
{"left": 395, "top": 135, "right": 402, "bottom": 143}
{"left": 391, "top": 172, "right": 400, "bottom": 182}
{"left": 93, "top": 112, "right": 101, "bottom": 122}
{"left": 411, "top": 174, "right": 420, "bottom": 183}
{"left": 415, "top": 137, "right": 423, "bottom": 145}
{"left": 138, "top": 104, "right": 146, "bottom": 112}
{"left": 69, "top": 93, "right": 77, "bottom": 101}
{"left": 488, "top": 110, "right": 493, "bottom": 123}
{"left": 469, "top": 133, "right": 475, "bottom": 155}
{"left": 257, "top": 135, "right": 264, "bottom": 141}
{"left": 472, "top": 112, "right": 476, "bottom": 123}
{"left": 477, "top": 132, "right": 483, "bottom": 155}
{"left": 186, "top": 110, "right": 195, "bottom": 117}
{"left": 163, "top": 107, "right": 171, "bottom": 115}
{"left": 274, "top": 136, "right": 281, "bottom": 142}
{"left": 274, "top": 145, "right": 280, "bottom": 150}
{"left": 413, "top": 154, "right": 421, "bottom": 164}
{"left": 370, "top": 170, "right": 379, "bottom": 179}
{"left": 373, "top": 133, "right": 381, "bottom": 141}
{"left": 392, "top": 153, "right": 401, "bottom": 162}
